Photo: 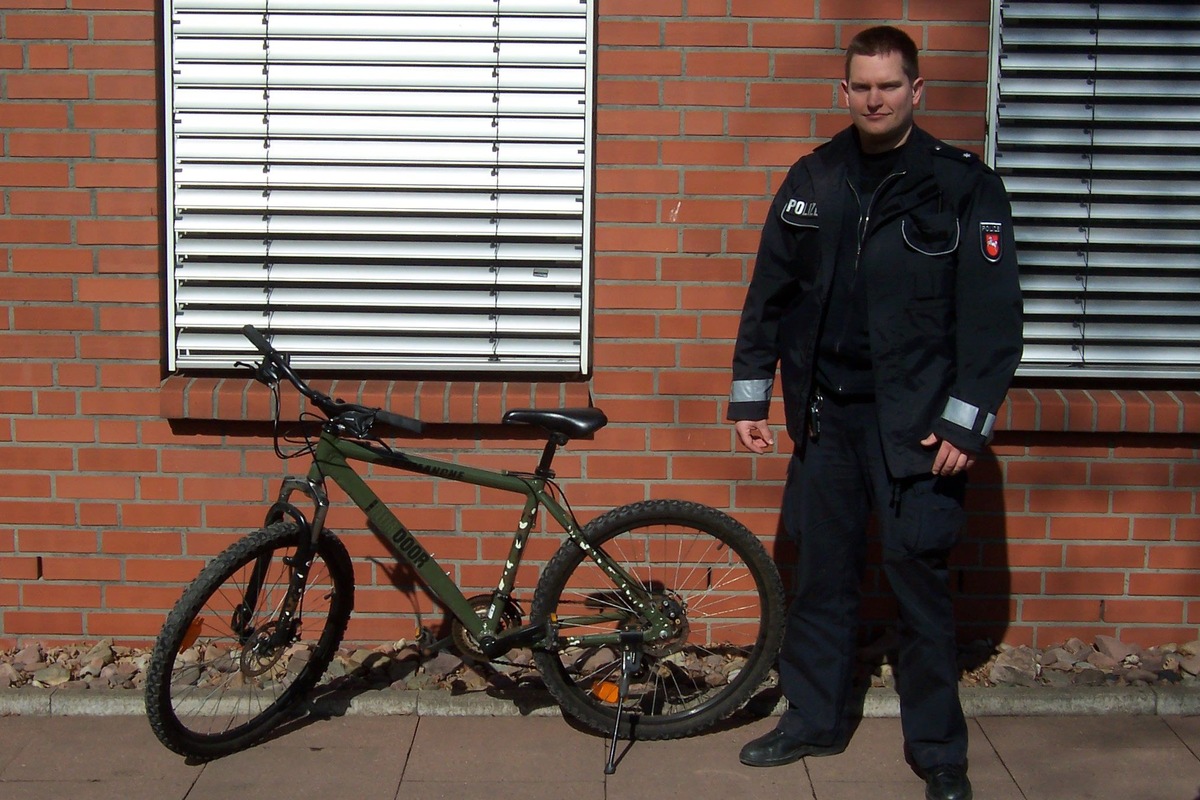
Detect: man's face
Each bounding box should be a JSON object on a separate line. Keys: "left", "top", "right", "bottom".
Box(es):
{"left": 841, "top": 51, "right": 923, "bottom": 153}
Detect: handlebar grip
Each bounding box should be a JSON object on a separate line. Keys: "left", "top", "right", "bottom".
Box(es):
{"left": 241, "top": 324, "right": 423, "bottom": 436}
{"left": 375, "top": 409, "right": 425, "bottom": 436}
{"left": 242, "top": 324, "right": 309, "bottom": 398}
{"left": 242, "top": 324, "right": 273, "bottom": 355}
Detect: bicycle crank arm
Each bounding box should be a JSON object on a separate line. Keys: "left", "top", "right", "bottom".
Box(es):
{"left": 478, "top": 621, "right": 549, "bottom": 657}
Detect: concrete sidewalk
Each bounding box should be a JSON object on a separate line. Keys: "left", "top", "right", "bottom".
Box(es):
{"left": 2, "top": 709, "right": 1200, "bottom": 800}
{"left": 2, "top": 687, "right": 1200, "bottom": 799}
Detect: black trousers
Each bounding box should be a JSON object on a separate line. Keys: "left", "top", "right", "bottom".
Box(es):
{"left": 776, "top": 392, "right": 968, "bottom": 769}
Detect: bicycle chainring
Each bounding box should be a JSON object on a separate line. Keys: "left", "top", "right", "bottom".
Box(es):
{"left": 451, "top": 595, "right": 524, "bottom": 661}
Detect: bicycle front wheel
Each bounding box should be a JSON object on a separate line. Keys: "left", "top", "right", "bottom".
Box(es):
{"left": 531, "top": 499, "right": 784, "bottom": 740}
{"left": 144, "top": 522, "right": 354, "bottom": 759}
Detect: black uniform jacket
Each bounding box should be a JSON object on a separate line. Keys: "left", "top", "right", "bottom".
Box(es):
{"left": 729, "top": 125, "right": 1024, "bottom": 478}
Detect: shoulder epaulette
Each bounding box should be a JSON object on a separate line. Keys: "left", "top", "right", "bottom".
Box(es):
{"left": 929, "top": 142, "right": 979, "bottom": 164}
{"left": 926, "top": 141, "right": 985, "bottom": 215}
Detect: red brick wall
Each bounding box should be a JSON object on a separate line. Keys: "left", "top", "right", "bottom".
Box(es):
{"left": 2, "top": 1, "right": 1198, "bottom": 651}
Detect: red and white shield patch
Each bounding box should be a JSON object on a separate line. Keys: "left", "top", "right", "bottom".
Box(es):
{"left": 980, "top": 222, "right": 1003, "bottom": 262}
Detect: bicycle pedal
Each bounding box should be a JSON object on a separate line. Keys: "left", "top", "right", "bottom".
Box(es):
{"left": 415, "top": 626, "right": 439, "bottom": 651}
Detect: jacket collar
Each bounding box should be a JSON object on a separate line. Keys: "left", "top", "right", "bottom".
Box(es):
{"left": 815, "top": 124, "right": 939, "bottom": 185}
{"left": 809, "top": 124, "right": 943, "bottom": 239}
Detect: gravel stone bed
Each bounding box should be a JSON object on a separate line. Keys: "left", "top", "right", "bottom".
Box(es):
{"left": 3, "top": 633, "right": 1198, "bottom": 696}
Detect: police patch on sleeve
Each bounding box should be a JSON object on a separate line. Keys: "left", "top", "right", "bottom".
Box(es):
{"left": 780, "top": 197, "right": 819, "bottom": 227}
{"left": 980, "top": 221, "right": 1003, "bottom": 262}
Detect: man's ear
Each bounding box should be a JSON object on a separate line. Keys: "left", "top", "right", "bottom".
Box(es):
{"left": 911, "top": 76, "right": 925, "bottom": 105}
{"left": 840, "top": 79, "right": 849, "bottom": 107}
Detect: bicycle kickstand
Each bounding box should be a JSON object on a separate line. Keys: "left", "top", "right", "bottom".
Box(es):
{"left": 603, "top": 644, "right": 643, "bottom": 775}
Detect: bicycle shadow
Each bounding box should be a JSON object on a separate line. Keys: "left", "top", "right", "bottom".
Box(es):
{"left": 177, "top": 691, "right": 356, "bottom": 765}
{"left": 553, "top": 684, "right": 782, "bottom": 773}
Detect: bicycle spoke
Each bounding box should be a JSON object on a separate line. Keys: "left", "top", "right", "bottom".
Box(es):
{"left": 146, "top": 524, "right": 353, "bottom": 759}
{"left": 533, "top": 501, "right": 784, "bottom": 740}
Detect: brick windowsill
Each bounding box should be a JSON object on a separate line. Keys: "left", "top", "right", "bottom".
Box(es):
{"left": 159, "top": 376, "right": 595, "bottom": 426}
{"left": 997, "top": 389, "right": 1200, "bottom": 435}
{"left": 161, "top": 379, "right": 1199, "bottom": 435}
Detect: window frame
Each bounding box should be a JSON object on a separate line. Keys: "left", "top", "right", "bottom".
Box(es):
{"left": 162, "top": 0, "right": 597, "bottom": 377}
{"left": 986, "top": 0, "right": 1200, "bottom": 381}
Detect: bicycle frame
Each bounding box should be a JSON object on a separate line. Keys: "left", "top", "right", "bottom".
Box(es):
{"left": 271, "top": 427, "right": 676, "bottom": 656}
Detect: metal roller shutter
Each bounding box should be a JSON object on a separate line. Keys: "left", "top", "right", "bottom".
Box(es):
{"left": 991, "top": 1, "right": 1200, "bottom": 378}
{"left": 164, "top": 0, "right": 595, "bottom": 372}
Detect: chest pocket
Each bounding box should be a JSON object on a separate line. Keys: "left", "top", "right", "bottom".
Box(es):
{"left": 901, "top": 210, "right": 960, "bottom": 257}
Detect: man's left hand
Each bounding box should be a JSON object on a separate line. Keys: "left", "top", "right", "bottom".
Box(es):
{"left": 920, "top": 433, "right": 976, "bottom": 476}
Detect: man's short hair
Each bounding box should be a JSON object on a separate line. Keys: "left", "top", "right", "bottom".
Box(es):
{"left": 845, "top": 25, "right": 920, "bottom": 82}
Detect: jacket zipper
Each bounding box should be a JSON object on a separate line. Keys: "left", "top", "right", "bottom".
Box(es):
{"left": 833, "top": 171, "right": 906, "bottom": 363}
{"left": 850, "top": 170, "right": 906, "bottom": 270}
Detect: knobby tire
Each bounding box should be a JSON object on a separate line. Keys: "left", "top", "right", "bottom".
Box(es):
{"left": 144, "top": 522, "right": 354, "bottom": 759}
{"left": 531, "top": 499, "right": 785, "bottom": 740}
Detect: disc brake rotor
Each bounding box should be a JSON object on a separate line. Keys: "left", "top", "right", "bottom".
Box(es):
{"left": 643, "top": 591, "right": 689, "bottom": 657}
{"left": 240, "top": 622, "right": 290, "bottom": 677}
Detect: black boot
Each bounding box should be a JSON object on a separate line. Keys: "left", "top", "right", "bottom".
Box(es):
{"left": 924, "top": 764, "right": 972, "bottom": 800}
{"left": 739, "top": 729, "right": 845, "bottom": 768}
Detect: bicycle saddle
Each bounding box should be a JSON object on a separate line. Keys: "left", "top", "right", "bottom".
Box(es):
{"left": 502, "top": 407, "right": 608, "bottom": 439}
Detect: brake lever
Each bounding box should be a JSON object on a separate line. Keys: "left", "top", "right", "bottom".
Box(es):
{"left": 234, "top": 359, "right": 282, "bottom": 387}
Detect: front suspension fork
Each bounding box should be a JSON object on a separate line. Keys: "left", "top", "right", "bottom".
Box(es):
{"left": 232, "top": 476, "right": 331, "bottom": 645}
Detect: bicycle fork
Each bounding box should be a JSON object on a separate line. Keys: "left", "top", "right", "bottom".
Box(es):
{"left": 232, "top": 476, "right": 331, "bottom": 649}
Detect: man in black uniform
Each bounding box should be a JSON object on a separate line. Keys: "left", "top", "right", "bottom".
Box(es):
{"left": 728, "top": 26, "right": 1022, "bottom": 800}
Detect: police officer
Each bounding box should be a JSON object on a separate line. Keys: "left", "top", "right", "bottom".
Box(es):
{"left": 728, "top": 26, "right": 1022, "bottom": 800}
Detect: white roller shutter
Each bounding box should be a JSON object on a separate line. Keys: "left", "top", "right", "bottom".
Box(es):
{"left": 991, "top": 1, "right": 1200, "bottom": 378}
{"left": 164, "top": 0, "right": 594, "bottom": 372}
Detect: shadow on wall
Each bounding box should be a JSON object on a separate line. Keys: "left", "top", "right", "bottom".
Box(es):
{"left": 955, "top": 451, "right": 1013, "bottom": 665}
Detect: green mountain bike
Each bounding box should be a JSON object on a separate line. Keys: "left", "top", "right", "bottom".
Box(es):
{"left": 144, "top": 325, "right": 785, "bottom": 773}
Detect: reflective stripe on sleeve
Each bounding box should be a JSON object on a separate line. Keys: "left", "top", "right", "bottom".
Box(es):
{"left": 730, "top": 379, "right": 774, "bottom": 404}
{"left": 941, "top": 397, "right": 977, "bottom": 430}
{"left": 981, "top": 412, "right": 996, "bottom": 438}
{"left": 941, "top": 396, "right": 997, "bottom": 440}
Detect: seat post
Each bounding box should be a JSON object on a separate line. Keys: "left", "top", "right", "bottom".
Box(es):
{"left": 536, "top": 432, "right": 568, "bottom": 478}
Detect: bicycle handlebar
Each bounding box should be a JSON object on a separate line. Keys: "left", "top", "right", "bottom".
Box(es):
{"left": 241, "top": 325, "right": 425, "bottom": 436}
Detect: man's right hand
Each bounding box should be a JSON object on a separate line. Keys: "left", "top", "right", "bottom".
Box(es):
{"left": 734, "top": 419, "right": 775, "bottom": 454}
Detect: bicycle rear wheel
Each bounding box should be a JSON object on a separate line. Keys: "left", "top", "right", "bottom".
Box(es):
{"left": 531, "top": 499, "right": 784, "bottom": 740}
{"left": 144, "top": 522, "right": 354, "bottom": 759}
